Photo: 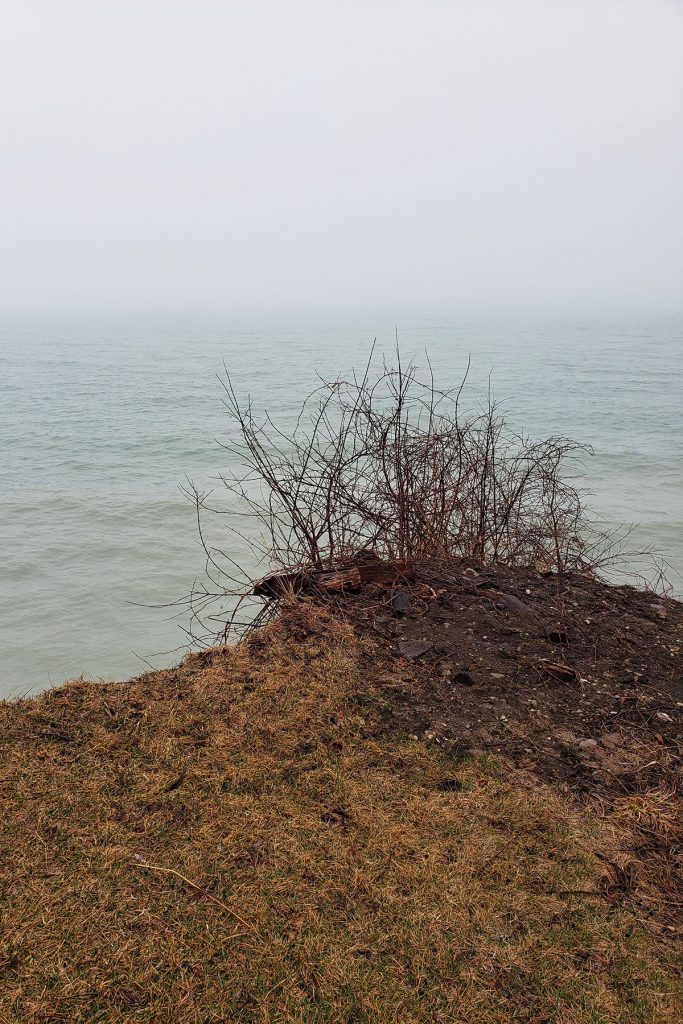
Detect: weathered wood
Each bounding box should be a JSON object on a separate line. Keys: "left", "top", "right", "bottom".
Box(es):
{"left": 314, "top": 568, "right": 363, "bottom": 592}
{"left": 252, "top": 557, "right": 415, "bottom": 598}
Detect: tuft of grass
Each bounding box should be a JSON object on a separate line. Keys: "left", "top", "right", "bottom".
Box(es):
{"left": 1, "top": 601, "right": 681, "bottom": 1023}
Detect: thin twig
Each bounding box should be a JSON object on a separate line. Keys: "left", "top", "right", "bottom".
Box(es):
{"left": 130, "top": 860, "right": 255, "bottom": 933}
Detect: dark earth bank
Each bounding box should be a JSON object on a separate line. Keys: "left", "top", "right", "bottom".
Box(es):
{"left": 325, "top": 561, "right": 682, "bottom": 803}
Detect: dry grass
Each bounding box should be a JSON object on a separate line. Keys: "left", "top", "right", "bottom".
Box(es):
{"left": 1, "top": 603, "right": 681, "bottom": 1023}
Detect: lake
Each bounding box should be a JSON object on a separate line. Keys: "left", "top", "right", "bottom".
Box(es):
{"left": 1, "top": 313, "right": 681, "bottom": 697}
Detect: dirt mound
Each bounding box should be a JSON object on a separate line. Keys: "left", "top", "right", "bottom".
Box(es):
{"left": 329, "top": 562, "right": 682, "bottom": 801}
{"left": 312, "top": 563, "right": 683, "bottom": 940}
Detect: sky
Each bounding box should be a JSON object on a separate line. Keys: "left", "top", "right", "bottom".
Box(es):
{"left": 1, "top": 0, "right": 682, "bottom": 317}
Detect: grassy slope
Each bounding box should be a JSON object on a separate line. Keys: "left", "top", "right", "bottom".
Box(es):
{"left": 0, "top": 603, "right": 680, "bottom": 1023}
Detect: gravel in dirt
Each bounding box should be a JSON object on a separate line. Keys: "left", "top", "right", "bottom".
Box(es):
{"left": 334, "top": 561, "right": 682, "bottom": 801}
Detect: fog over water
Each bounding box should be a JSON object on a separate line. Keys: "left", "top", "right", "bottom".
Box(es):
{"left": 1, "top": 1, "right": 682, "bottom": 316}
{"left": 0, "top": 3, "right": 682, "bottom": 694}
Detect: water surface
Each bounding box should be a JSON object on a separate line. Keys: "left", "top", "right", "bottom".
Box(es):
{"left": 1, "top": 314, "right": 681, "bottom": 697}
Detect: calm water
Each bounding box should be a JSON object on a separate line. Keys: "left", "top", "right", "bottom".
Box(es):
{"left": 1, "top": 314, "right": 681, "bottom": 698}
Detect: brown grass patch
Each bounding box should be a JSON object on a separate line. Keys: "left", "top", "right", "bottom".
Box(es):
{"left": 1, "top": 602, "right": 681, "bottom": 1022}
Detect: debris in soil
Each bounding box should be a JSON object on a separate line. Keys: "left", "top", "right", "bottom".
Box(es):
{"left": 398, "top": 640, "right": 434, "bottom": 660}
{"left": 391, "top": 590, "right": 412, "bottom": 616}
{"left": 545, "top": 628, "right": 569, "bottom": 645}
{"left": 495, "top": 594, "right": 533, "bottom": 616}
{"left": 253, "top": 553, "right": 414, "bottom": 598}
{"left": 317, "top": 557, "right": 683, "bottom": 803}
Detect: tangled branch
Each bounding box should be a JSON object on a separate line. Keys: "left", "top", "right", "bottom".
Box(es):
{"left": 179, "top": 352, "right": 652, "bottom": 644}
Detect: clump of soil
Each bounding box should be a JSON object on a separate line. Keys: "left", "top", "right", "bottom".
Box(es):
{"left": 327, "top": 561, "right": 683, "bottom": 802}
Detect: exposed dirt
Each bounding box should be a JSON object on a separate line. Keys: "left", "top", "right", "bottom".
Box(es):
{"left": 326, "top": 561, "right": 683, "bottom": 802}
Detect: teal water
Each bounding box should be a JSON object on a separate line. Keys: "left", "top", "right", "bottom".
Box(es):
{"left": 1, "top": 314, "right": 681, "bottom": 698}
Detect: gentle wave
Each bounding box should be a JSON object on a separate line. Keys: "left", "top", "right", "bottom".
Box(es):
{"left": 1, "top": 314, "right": 681, "bottom": 697}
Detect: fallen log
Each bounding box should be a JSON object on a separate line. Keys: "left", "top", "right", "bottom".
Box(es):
{"left": 252, "top": 557, "right": 415, "bottom": 598}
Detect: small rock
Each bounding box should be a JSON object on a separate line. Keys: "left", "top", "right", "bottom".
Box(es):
{"left": 391, "top": 590, "right": 412, "bottom": 616}
{"left": 490, "top": 672, "right": 505, "bottom": 680}
{"left": 433, "top": 643, "right": 451, "bottom": 656}
{"left": 578, "top": 738, "right": 598, "bottom": 751}
{"left": 495, "top": 594, "right": 533, "bottom": 616}
{"left": 399, "top": 640, "right": 433, "bottom": 660}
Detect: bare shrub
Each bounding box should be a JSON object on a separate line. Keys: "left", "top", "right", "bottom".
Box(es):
{"left": 179, "top": 351, "right": 644, "bottom": 644}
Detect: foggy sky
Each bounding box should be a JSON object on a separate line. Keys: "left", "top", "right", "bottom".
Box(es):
{"left": 1, "top": 0, "right": 682, "bottom": 316}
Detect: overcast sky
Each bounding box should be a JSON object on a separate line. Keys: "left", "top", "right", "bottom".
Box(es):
{"left": 1, "top": 0, "right": 681, "bottom": 316}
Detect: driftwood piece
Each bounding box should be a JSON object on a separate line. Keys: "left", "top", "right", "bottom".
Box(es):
{"left": 253, "top": 557, "right": 415, "bottom": 599}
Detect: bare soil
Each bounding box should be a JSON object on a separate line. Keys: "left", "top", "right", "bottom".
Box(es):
{"left": 327, "top": 561, "right": 683, "bottom": 802}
